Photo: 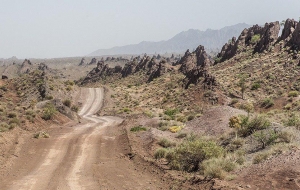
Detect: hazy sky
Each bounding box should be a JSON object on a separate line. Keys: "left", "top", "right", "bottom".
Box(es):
{"left": 0, "top": 0, "right": 299, "bottom": 58}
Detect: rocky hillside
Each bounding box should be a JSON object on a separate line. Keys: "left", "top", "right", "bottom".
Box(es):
{"left": 89, "top": 23, "right": 250, "bottom": 56}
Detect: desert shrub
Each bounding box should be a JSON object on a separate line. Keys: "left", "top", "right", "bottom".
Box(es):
{"left": 261, "top": 98, "right": 274, "bottom": 108}
{"left": 63, "top": 99, "right": 71, "bottom": 107}
{"left": 26, "top": 110, "right": 36, "bottom": 117}
{"left": 45, "top": 95, "right": 53, "bottom": 100}
{"left": 176, "top": 116, "right": 187, "bottom": 122}
{"left": 278, "top": 131, "right": 294, "bottom": 143}
{"left": 169, "top": 126, "right": 183, "bottom": 133}
{"left": 230, "top": 99, "right": 239, "bottom": 106}
{"left": 34, "top": 131, "right": 50, "bottom": 139}
{"left": 9, "top": 118, "right": 20, "bottom": 125}
{"left": 158, "top": 138, "right": 176, "bottom": 148}
{"left": 251, "top": 34, "right": 261, "bottom": 44}
{"left": 164, "top": 108, "right": 178, "bottom": 120}
{"left": 7, "top": 112, "right": 17, "bottom": 118}
{"left": 214, "top": 57, "right": 222, "bottom": 64}
{"left": 239, "top": 115, "right": 271, "bottom": 137}
{"left": 123, "top": 108, "right": 131, "bottom": 113}
{"left": 130, "top": 125, "right": 147, "bottom": 132}
{"left": 71, "top": 105, "right": 79, "bottom": 112}
{"left": 253, "top": 152, "right": 270, "bottom": 164}
{"left": 166, "top": 138, "right": 224, "bottom": 172}
{"left": 0, "top": 122, "right": 9, "bottom": 132}
{"left": 201, "top": 157, "right": 236, "bottom": 179}
{"left": 253, "top": 130, "right": 279, "bottom": 149}
{"left": 227, "top": 138, "right": 244, "bottom": 151}
{"left": 251, "top": 83, "right": 261, "bottom": 90}
{"left": 41, "top": 103, "right": 57, "bottom": 120}
{"left": 288, "top": 91, "right": 299, "bottom": 97}
{"left": 64, "top": 80, "right": 74, "bottom": 86}
{"left": 285, "top": 113, "right": 300, "bottom": 127}
{"left": 154, "top": 148, "right": 168, "bottom": 159}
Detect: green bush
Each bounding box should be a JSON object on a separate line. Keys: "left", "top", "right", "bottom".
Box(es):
{"left": 130, "top": 126, "right": 147, "bottom": 132}
{"left": 164, "top": 108, "right": 178, "bottom": 120}
{"left": 251, "top": 83, "right": 261, "bottom": 90}
{"left": 251, "top": 34, "right": 261, "bottom": 44}
{"left": 9, "top": 118, "right": 20, "bottom": 125}
{"left": 201, "top": 157, "right": 236, "bottom": 179}
{"left": 239, "top": 115, "right": 271, "bottom": 137}
{"left": 261, "top": 98, "right": 274, "bottom": 108}
{"left": 166, "top": 138, "right": 224, "bottom": 172}
{"left": 158, "top": 138, "right": 176, "bottom": 148}
{"left": 285, "top": 113, "right": 300, "bottom": 127}
{"left": 41, "top": 103, "right": 57, "bottom": 120}
{"left": 0, "top": 122, "right": 9, "bottom": 132}
{"left": 288, "top": 91, "right": 299, "bottom": 97}
{"left": 253, "top": 152, "right": 270, "bottom": 164}
{"left": 63, "top": 99, "right": 71, "bottom": 107}
{"left": 154, "top": 148, "right": 168, "bottom": 159}
{"left": 253, "top": 130, "right": 279, "bottom": 149}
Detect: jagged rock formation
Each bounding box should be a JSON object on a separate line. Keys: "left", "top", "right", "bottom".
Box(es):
{"left": 89, "top": 58, "right": 97, "bottom": 65}
{"left": 38, "top": 63, "right": 48, "bottom": 71}
{"left": 82, "top": 55, "right": 174, "bottom": 84}
{"left": 178, "top": 46, "right": 216, "bottom": 89}
{"left": 179, "top": 46, "right": 211, "bottom": 75}
{"left": 279, "top": 19, "right": 298, "bottom": 43}
{"left": 287, "top": 21, "right": 300, "bottom": 49}
{"left": 147, "top": 59, "right": 174, "bottom": 82}
{"left": 217, "top": 22, "right": 280, "bottom": 62}
{"left": 79, "top": 58, "right": 86, "bottom": 66}
{"left": 20, "top": 59, "right": 33, "bottom": 74}
{"left": 254, "top": 21, "right": 280, "bottom": 53}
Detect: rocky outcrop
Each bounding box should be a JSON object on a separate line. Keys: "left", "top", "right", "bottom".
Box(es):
{"left": 20, "top": 59, "right": 33, "bottom": 74}
{"left": 254, "top": 21, "right": 280, "bottom": 53}
{"left": 217, "top": 22, "right": 280, "bottom": 62}
{"left": 121, "top": 59, "right": 138, "bottom": 77}
{"left": 89, "top": 58, "right": 97, "bottom": 65}
{"left": 82, "top": 54, "right": 176, "bottom": 84}
{"left": 178, "top": 46, "right": 216, "bottom": 89}
{"left": 38, "top": 63, "right": 48, "bottom": 71}
{"left": 179, "top": 46, "right": 212, "bottom": 75}
{"left": 79, "top": 58, "right": 86, "bottom": 66}
{"left": 287, "top": 21, "right": 300, "bottom": 49}
{"left": 147, "top": 59, "right": 174, "bottom": 82}
{"left": 280, "top": 19, "right": 298, "bottom": 42}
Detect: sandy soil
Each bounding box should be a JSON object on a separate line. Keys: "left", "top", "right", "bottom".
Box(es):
{"left": 0, "top": 88, "right": 166, "bottom": 190}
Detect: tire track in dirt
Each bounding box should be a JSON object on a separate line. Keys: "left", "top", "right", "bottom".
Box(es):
{"left": 2, "top": 87, "right": 167, "bottom": 190}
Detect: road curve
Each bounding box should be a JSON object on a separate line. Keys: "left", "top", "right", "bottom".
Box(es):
{"left": 1, "top": 88, "right": 120, "bottom": 190}
{"left": 1, "top": 88, "right": 166, "bottom": 190}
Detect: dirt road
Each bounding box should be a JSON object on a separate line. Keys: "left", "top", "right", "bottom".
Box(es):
{"left": 0, "top": 88, "right": 166, "bottom": 190}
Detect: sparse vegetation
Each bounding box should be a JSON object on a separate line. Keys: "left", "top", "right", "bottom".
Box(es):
{"left": 130, "top": 125, "right": 147, "bottom": 132}
{"left": 165, "top": 138, "right": 224, "bottom": 172}
{"left": 41, "top": 103, "right": 57, "bottom": 120}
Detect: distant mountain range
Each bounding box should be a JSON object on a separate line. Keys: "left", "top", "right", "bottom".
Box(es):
{"left": 89, "top": 23, "right": 250, "bottom": 56}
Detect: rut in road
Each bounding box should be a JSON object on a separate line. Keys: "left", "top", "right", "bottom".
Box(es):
{"left": 2, "top": 88, "right": 166, "bottom": 190}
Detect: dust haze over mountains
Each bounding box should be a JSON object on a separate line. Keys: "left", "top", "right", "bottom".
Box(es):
{"left": 89, "top": 23, "right": 250, "bottom": 56}
{"left": 0, "top": 0, "right": 300, "bottom": 58}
